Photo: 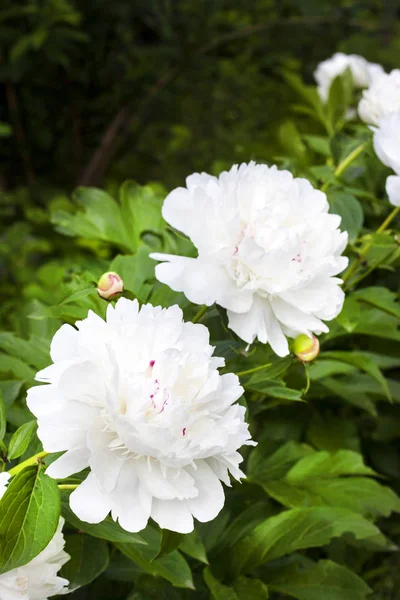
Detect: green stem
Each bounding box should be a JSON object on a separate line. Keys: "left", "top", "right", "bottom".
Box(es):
{"left": 58, "top": 484, "right": 79, "bottom": 490}
{"left": 321, "top": 142, "right": 367, "bottom": 192}
{"left": 236, "top": 362, "right": 272, "bottom": 378}
{"left": 303, "top": 363, "right": 310, "bottom": 396}
{"left": 193, "top": 305, "right": 208, "bottom": 323}
{"left": 377, "top": 205, "right": 400, "bottom": 233}
{"left": 8, "top": 451, "right": 49, "bottom": 477}
{"left": 343, "top": 205, "right": 400, "bottom": 287}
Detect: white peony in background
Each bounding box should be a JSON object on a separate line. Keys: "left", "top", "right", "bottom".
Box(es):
{"left": 0, "top": 473, "right": 69, "bottom": 600}
{"left": 27, "top": 299, "right": 254, "bottom": 534}
{"left": 151, "top": 162, "right": 348, "bottom": 357}
{"left": 372, "top": 112, "right": 400, "bottom": 207}
{"left": 358, "top": 69, "right": 400, "bottom": 125}
{"left": 314, "top": 52, "right": 384, "bottom": 102}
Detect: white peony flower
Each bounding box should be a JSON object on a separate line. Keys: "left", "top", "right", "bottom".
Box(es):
{"left": 386, "top": 175, "right": 400, "bottom": 207}
{"left": 151, "top": 162, "right": 348, "bottom": 357}
{"left": 373, "top": 112, "right": 400, "bottom": 175}
{"left": 0, "top": 474, "right": 69, "bottom": 600}
{"left": 359, "top": 69, "right": 400, "bottom": 125}
{"left": 314, "top": 52, "right": 384, "bottom": 102}
{"left": 27, "top": 299, "right": 253, "bottom": 534}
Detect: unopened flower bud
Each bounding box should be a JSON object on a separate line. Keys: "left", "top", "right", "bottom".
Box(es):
{"left": 97, "top": 272, "right": 124, "bottom": 300}
{"left": 292, "top": 334, "right": 320, "bottom": 362}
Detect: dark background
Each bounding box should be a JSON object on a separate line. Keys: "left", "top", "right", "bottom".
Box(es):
{"left": 1, "top": 0, "right": 400, "bottom": 196}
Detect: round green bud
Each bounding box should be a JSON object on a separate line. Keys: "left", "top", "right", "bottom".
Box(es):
{"left": 292, "top": 334, "right": 320, "bottom": 362}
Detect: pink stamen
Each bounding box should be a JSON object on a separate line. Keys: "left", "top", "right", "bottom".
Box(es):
{"left": 292, "top": 253, "right": 302, "bottom": 263}
{"left": 149, "top": 360, "right": 155, "bottom": 368}
{"left": 182, "top": 428, "right": 187, "bottom": 436}
{"left": 233, "top": 245, "right": 239, "bottom": 256}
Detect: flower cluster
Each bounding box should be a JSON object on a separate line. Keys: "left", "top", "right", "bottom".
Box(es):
{"left": 152, "top": 162, "right": 348, "bottom": 356}
{"left": 28, "top": 299, "right": 254, "bottom": 534}
{"left": 0, "top": 473, "right": 70, "bottom": 599}
{"left": 356, "top": 69, "right": 400, "bottom": 206}
{"left": 314, "top": 52, "right": 383, "bottom": 102}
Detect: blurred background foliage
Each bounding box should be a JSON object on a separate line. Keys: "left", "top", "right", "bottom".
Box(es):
{"left": 1, "top": 0, "right": 400, "bottom": 193}
{"left": 2, "top": 2, "right": 400, "bottom": 599}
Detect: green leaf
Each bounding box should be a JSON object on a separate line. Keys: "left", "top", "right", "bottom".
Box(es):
{"left": 0, "top": 391, "right": 6, "bottom": 441}
{"left": 245, "top": 378, "right": 303, "bottom": 402}
{"left": 265, "top": 477, "right": 400, "bottom": 517}
{"left": 203, "top": 567, "right": 239, "bottom": 600}
{"left": 329, "top": 192, "right": 363, "bottom": 243}
{"left": 303, "top": 135, "right": 331, "bottom": 157}
{"left": 119, "top": 181, "right": 165, "bottom": 252}
{"left": 234, "top": 576, "right": 269, "bottom": 599}
{"left": 7, "top": 420, "right": 37, "bottom": 460}
{"left": 320, "top": 351, "right": 390, "bottom": 400}
{"left": 179, "top": 529, "right": 208, "bottom": 564}
{"left": 110, "top": 246, "right": 155, "bottom": 303}
{"left": 0, "top": 380, "right": 24, "bottom": 407}
{"left": 0, "top": 352, "right": 36, "bottom": 380}
{"left": 61, "top": 534, "right": 109, "bottom": 592}
{"left": 317, "top": 376, "right": 377, "bottom": 415}
{"left": 244, "top": 356, "right": 294, "bottom": 388}
{"left": 279, "top": 121, "right": 306, "bottom": 161}
{"left": 58, "top": 285, "right": 96, "bottom": 306}
{"left": 266, "top": 559, "right": 371, "bottom": 600}
{"left": 155, "top": 530, "right": 184, "bottom": 560}
{"left": 0, "top": 466, "right": 60, "bottom": 574}
{"left": 336, "top": 296, "right": 361, "bottom": 332}
{"left": 116, "top": 526, "right": 194, "bottom": 589}
{"left": 62, "top": 502, "right": 146, "bottom": 545}
{"left": 232, "top": 507, "right": 383, "bottom": 573}
{"left": 148, "top": 283, "right": 190, "bottom": 310}
{"left": 0, "top": 333, "right": 50, "bottom": 370}
{"left": 327, "top": 68, "right": 353, "bottom": 127}
{"left": 353, "top": 286, "right": 400, "bottom": 319}
{"left": 52, "top": 187, "right": 133, "bottom": 252}
{"left": 285, "top": 450, "right": 376, "bottom": 482}
{"left": 248, "top": 441, "right": 314, "bottom": 483}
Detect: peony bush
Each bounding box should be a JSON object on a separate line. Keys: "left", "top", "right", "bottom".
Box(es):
{"left": 1, "top": 53, "right": 400, "bottom": 599}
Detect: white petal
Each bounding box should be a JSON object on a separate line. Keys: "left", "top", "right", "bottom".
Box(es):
{"left": 50, "top": 324, "right": 79, "bottom": 363}
{"left": 153, "top": 255, "right": 252, "bottom": 312}
{"left": 186, "top": 461, "right": 225, "bottom": 523}
{"left": 151, "top": 498, "right": 194, "bottom": 533}
{"left": 162, "top": 187, "right": 193, "bottom": 236}
{"left": 110, "top": 462, "right": 152, "bottom": 533}
{"left": 228, "top": 295, "right": 289, "bottom": 356}
{"left": 386, "top": 175, "right": 400, "bottom": 207}
{"left": 271, "top": 296, "right": 329, "bottom": 336}
{"left": 46, "top": 449, "right": 90, "bottom": 479}
{"left": 87, "top": 421, "right": 124, "bottom": 493}
{"left": 70, "top": 473, "right": 112, "bottom": 523}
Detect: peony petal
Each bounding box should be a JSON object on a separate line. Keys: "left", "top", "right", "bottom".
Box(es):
{"left": 152, "top": 255, "right": 252, "bottom": 312}
{"left": 271, "top": 296, "right": 329, "bottom": 336}
{"left": 46, "top": 449, "right": 90, "bottom": 479}
{"left": 386, "top": 175, "right": 400, "bottom": 207}
{"left": 186, "top": 461, "right": 225, "bottom": 523}
{"left": 228, "top": 295, "right": 289, "bottom": 356}
{"left": 70, "top": 473, "right": 112, "bottom": 524}
{"left": 151, "top": 498, "right": 194, "bottom": 533}
{"left": 110, "top": 462, "right": 152, "bottom": 533}
{"left": 50, "top": 323, "right": 79, "bottom": 363}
